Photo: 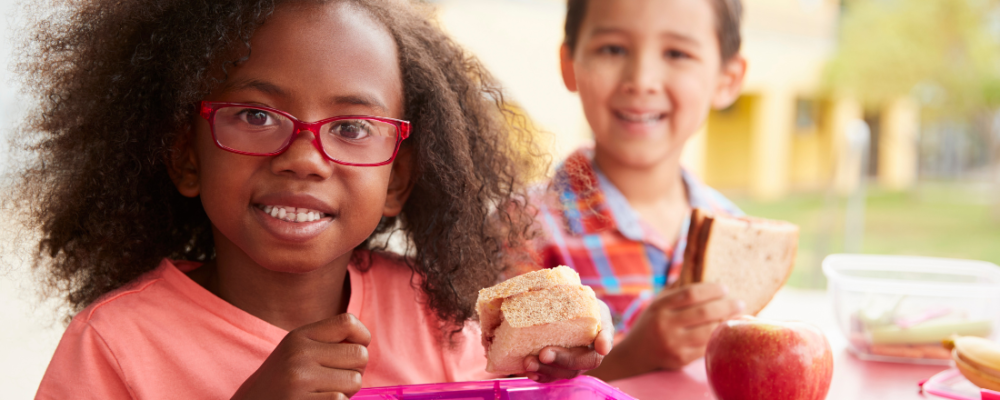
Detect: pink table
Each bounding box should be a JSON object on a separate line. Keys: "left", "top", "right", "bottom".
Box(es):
{"left": 608, "top": 288, "right": 952, "bottom": 400}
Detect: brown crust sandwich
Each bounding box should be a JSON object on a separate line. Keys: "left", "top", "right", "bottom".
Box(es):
{"left": 679, "top": 208, "right": 799, "bottom": 316}
{"left": 476, "top": 266, "right": 602, "bottom": 374}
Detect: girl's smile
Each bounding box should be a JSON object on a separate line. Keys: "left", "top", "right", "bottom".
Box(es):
{"left": 252, "top": 192, "right": 337, "bottom": 242}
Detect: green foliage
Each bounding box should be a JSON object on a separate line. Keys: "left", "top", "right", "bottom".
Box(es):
{"left": 735, "top": 182, "right": 1000, "bottom": 289}
{"left": 824, "top": 0, "right": 1000, "bottom": 117}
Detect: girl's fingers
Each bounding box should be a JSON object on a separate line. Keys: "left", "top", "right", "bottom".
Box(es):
{"left": 303, "top": 368, "right": 363, "bottom": 397}
{"left": 595, "top": 300, "right": 614, "bottom": 356}
{"left": 315, "top": 343, "right": 369, "bottom": 373}
{"left": 536, "top": 345, "right": 604, "bottom": 371}
{"left": 302, "top": 313, "right": 372, "bottom": 346}
{"left": 305, "top": 394, "right": 350, "bottom": 400}
{"left": 529, "top": 358, "right": 584, "bottom": 382}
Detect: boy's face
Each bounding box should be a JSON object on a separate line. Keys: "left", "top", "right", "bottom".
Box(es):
{"left": 173, "top": 2, "right": 409, "bottom": 274}
{"left": 561, "top": 0, "right": 745, "bottom": 169}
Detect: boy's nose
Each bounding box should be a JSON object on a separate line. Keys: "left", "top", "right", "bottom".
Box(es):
{"left": 270, "top": 129, "right": 334, "bottom": 180}
{"left": 622, "top": 50, "right": 664, "bottom": 95}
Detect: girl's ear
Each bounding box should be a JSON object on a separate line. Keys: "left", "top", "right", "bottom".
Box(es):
{"left": 167, "top": 132, "right": 201, "bottom": 198}
{"left": 383, "top": 146, "right": 414, "bottom": 217}
{"left": 711, "top": 55, "right": 747, "bottom": 109}
{"left": 559, "top": 44, "right": 579, "bottom": 93}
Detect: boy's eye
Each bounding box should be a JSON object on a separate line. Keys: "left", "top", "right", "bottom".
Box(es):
{"left": 597, "top": 45, "right": 627, "bottom": 56}
{"left": 665, "top": 49, "right": 691, "bottom": 60}
{"left": 327, "top": 120, "right": 372, "bottom": 140}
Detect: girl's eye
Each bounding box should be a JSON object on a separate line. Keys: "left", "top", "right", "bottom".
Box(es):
{"left": 666, "top": 49, "right": 691, "bottom": 60}
{"left": 328, "top": 120, "right": 372, "bottom": 140}
{"left": 597, "top": 45, "right": 627, "bottom": 56}
{"left": 238, "top": 109, "right": 276, "bottom": 126}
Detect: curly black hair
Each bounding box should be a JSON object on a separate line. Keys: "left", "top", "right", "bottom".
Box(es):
{"left": 9, "top": 0, "right": 542, "bottom": 332}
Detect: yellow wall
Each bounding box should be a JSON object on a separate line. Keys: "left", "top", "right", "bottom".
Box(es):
{"left": 790, "top": 99, "right": 835, "bottom": 190}
{"left": 705, "top": 95, "right": 755, "bottom": 190}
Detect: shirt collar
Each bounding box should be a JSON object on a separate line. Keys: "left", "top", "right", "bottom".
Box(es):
{"left": 553, "top": 147, "right": 725, "bottom": 239}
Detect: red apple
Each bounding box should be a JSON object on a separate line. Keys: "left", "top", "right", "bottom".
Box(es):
{"left": 705, "top": 316, "right": 833, "bottom": 400}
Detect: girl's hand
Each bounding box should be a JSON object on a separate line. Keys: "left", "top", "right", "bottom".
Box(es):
{"left": 589, "top": 283, "right": 745, "bottom": 381}
{"left": 231, "top": 313, "right": 371, "bottom": 400}
{"left": 521, "top": 300, "right": 614, "bottom": 383}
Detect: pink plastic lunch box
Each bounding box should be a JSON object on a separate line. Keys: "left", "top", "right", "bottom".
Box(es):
{"left": 353, "top": 375, "right": 636, "bottom": 400}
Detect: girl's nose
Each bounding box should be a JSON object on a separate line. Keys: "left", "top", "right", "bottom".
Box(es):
{"left": 270, "top": 129, "right": 334, "bottom": 180}
{"left": 622, "top": 49, "right": 664, "bottom": 95}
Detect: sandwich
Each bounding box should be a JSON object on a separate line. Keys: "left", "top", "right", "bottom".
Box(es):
{"left": 476, "top": 266, "right": 602, "bottom": 374}
{"left": 679, "top": 208, "right": 799, "bottom": 316}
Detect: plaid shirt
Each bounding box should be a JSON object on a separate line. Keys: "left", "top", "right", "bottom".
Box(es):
{"left": 529, "top": 148, "right": 743, "bottom": 335}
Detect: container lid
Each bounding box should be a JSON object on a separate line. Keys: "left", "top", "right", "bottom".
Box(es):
{"left": 822, "top": 254, "right": 1000, "bottom": 297}
{"left": 352, "top": 376, "right": 636, "bottom": 400}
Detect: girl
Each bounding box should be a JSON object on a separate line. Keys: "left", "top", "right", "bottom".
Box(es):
{"left": 16, "top": 0, "right": 612, "bottom": 398}
{"left": 529, "top": 0, "right": 749, "bottom": 381}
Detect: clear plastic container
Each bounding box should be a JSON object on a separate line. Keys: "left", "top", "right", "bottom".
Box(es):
{"left": 823, "top": 254, "right": 1000, "bottom": 365}
{"left": 352, "top": 376, "right": 636, "bottom": 400}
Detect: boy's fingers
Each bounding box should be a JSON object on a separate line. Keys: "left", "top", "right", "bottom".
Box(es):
{"left": 657, "top": 283, "right": 728, "bottom": 310}
{"left": 674, "top": 297, "right": 743, "bottom": 327}
{"left": 302, "top": 313, "right": 372, "bottom": 346}
{"left": 536, "top": 346, "right": 604, "bottom": 371}
{"left": 680, "top": 321, "right": 721, "bottom": 347}
{"left": 595, "top": 301, "right": 614, "bottom": 356}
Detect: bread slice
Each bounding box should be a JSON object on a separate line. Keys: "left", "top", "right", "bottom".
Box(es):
{"left": 476, "top": 266, "right": 601, "bottom": 374}
{"left": 679, "top": 208, "right": 799, "bottom": 316}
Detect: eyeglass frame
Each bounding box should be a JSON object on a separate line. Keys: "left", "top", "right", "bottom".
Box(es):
{"left": 199, "top": 101, "right": 411, "bottom": 167}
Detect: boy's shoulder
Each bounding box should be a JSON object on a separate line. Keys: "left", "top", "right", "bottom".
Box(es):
{"left": 683, "top": 170, "right": 744, "bottom": 217}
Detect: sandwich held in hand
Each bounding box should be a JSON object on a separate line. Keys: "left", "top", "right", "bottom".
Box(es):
{"left": 680, "top": 208, "right": 799, "bottom": 315}
{"left": 476, "top": 266, "right": 602, "bottom": 374}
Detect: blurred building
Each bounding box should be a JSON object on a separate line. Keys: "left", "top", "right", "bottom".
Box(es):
{"left": 431, "top": 0, "right": 920, "bottom": 200}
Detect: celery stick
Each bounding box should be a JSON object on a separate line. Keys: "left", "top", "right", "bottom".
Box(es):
{"left": 869, "top": 320, "right": 993, "bottom": 345}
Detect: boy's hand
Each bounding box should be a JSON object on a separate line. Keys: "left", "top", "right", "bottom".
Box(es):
{"left": 588, "top": 283, "right": 745, "bottom": 381}
{"left": 232, "top": 313, "right": 371, "bottom": 400}
{"left": 521, "top": 300, "right": 614, "bottom": 383}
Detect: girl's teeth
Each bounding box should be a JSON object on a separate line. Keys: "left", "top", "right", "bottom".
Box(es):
{"left": 261, "top": 205, "right": 325, "bottom": 222}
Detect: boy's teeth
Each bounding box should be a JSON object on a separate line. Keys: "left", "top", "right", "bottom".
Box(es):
{"left": 260, "top": 205, "right": 325, "bottom": 222}
{"left": 618, "top": 111, "right": 663, "bottom": 123}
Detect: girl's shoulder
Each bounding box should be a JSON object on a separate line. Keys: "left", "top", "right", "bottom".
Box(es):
{"left": 72, "top": 259, "right": 181, "bottom": 325}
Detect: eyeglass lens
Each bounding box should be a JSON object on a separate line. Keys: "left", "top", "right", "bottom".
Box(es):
{"left": 212, "top": 106, "right": 399, "bottom": 164}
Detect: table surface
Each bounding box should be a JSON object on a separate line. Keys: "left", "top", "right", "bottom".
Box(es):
{"left": 608, "top": 288, "right": 953, "bottom": 400}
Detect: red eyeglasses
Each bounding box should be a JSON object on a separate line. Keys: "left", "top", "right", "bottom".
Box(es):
{"left": 199, "top": 101, "right": 411, "bottom": 166}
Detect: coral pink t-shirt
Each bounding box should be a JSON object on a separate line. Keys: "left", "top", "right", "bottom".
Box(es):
{"left": 35, "top": 252, "right": 495, "bottom": 399}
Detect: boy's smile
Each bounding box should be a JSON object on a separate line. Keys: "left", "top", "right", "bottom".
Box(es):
{"left": 174, "top": 2, "right": 407, "bottom": 276}
{"left": 561, "top": 0, "right": 745, "bottom": 170}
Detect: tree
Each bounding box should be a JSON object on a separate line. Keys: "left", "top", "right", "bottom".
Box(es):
{"left": 825, "top": 0, "right": 1000, "bottom": 118}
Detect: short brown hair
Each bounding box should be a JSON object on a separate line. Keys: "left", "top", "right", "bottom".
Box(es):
{"left": 564, "top": 0, "right": 743, "bottom": 62}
